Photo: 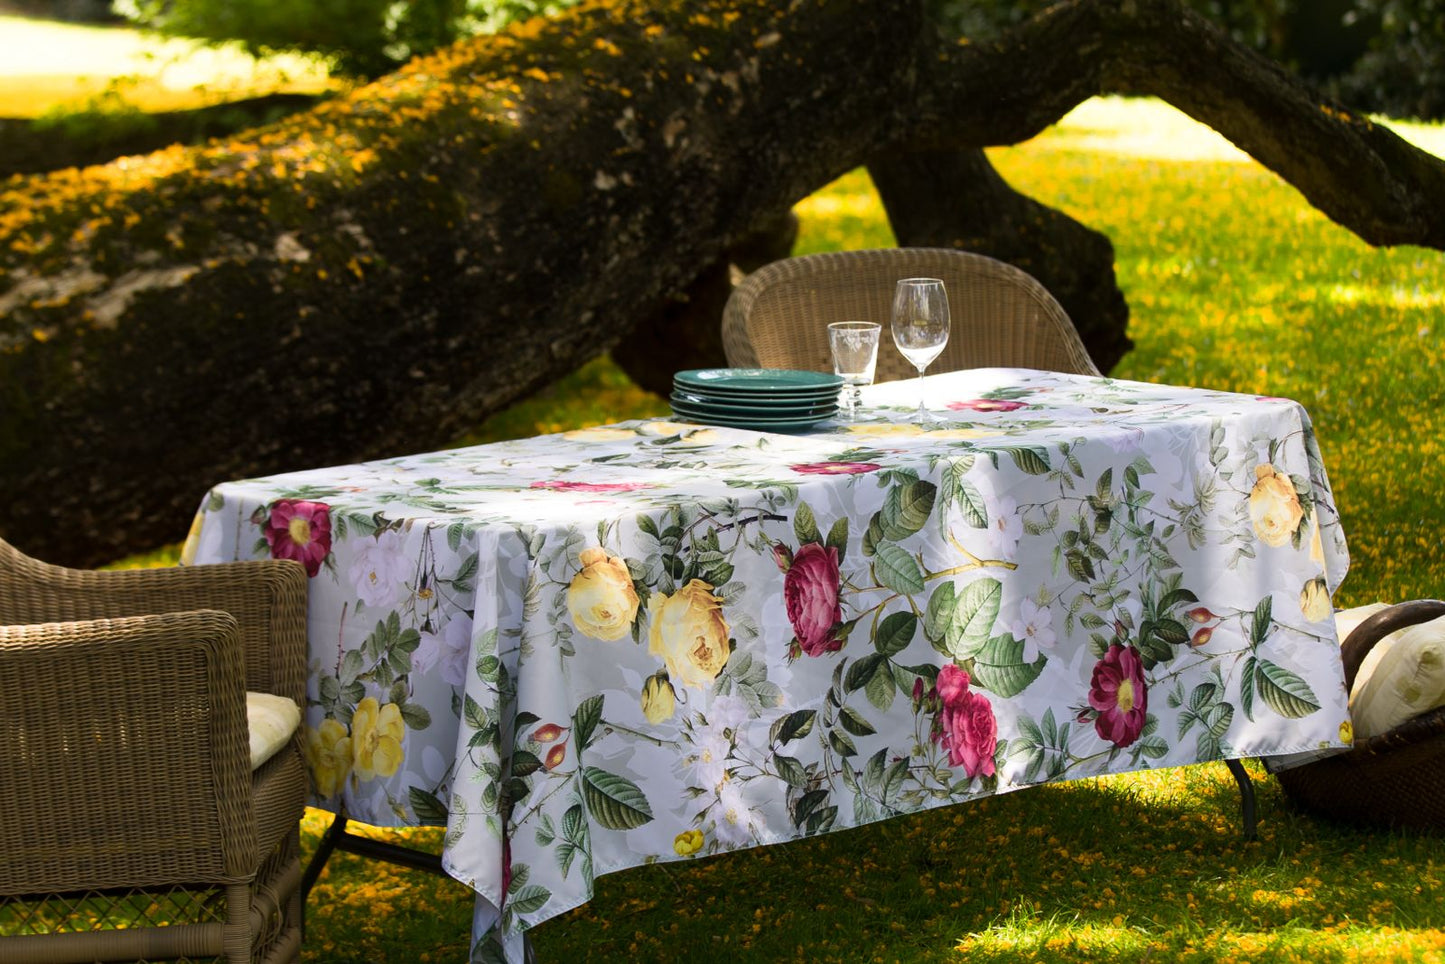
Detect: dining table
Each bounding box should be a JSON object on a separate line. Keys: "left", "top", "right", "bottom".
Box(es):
{"left": 182, "top": 367, "right": 1354, "bottom": 962}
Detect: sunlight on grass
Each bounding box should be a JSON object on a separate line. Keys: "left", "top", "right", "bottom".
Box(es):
{"left": 0, "top": 15, "right": 332, "bottom": 116}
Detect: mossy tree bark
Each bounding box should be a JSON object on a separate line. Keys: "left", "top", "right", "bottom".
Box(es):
{"left": 3, "top": 0, "right": 1445, "bottom": 567}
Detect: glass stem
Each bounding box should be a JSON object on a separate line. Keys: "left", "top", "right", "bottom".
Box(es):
{"left": 915, "top": 365, "right": 927, "bottom": 420}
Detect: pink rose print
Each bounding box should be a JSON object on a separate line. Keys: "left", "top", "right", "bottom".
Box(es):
{"left": 1089, "top": 643, "right": 1148, "bottom": 747}
{"left": 947, "top": 398, "right": 1027, "bottom": 412}
{"left": 530, "top": 480, "right": 651, "bottom": 493}
{"left": 789, "top": 461, "right": 882, "bottom": 475}
{"left": 263, "top": 499, "right": 332, "bottom": 576}
{"left": 932, "top": 665, "right": 997, "bottom": 778}
{"left": 783, "top": 543, "right": 843, "bottom": 657}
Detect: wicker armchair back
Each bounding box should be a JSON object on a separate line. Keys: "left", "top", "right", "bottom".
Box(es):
{"left": 721, "top": 247, "right": 1100, "bottom": 380}
{"left": 0, "top": 537, "right": 309, "bottom": 963}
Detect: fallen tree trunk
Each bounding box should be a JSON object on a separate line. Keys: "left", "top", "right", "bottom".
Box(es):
{"left": 3, "top": 0, "right": 1444, "bottom": 567}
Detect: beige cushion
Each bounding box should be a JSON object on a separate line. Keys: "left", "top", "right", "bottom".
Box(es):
{"left": 247, "top": 692, "right": 302, "bottom": 770}
{"left": 1336, "top": 605, "right": 1445, "bottom": 739}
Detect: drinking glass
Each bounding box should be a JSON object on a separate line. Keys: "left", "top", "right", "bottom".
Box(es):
{"left": 891, "top": 278, "right": 950, "bottom": 423}
{"left": 827, "top": 321, "right": 881, "bottom": 421}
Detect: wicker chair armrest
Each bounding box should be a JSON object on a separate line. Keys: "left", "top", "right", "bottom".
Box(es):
{"left": 0, "top": 610, "right": 259, "bottom": 895}
{"left": 1339, "top": 599, "right": 1445, "bottom": 690}
{"left": 0, "top": 539, "right": 307, "bottom": 706}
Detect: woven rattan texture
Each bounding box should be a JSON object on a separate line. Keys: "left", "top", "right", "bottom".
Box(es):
{"left": 721, "top": 248, "right": 1100, "bottom": 382}
{"left": 1275, "top": 600, "right": 1445, "bottom": 832}
{"left": 0, "top": 537, "right": 307, "bottom": 963}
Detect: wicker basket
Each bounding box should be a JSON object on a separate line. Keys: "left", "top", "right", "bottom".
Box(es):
{"left": 1275, "top": 599, "right": 1445, "bottom": 832}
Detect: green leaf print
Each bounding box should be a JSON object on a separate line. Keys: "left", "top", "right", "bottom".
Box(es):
{"left": 821, "top": 519, "right": 847, "bottom": 563}
{"left": 1254, "top": 660, "right": 1322, "bottom": 719}
{"left": 879, "top": 480, "right": 937, "bottom": 541}
{"left": 874, "top": 543, "right": 926, "bottom": 595}
{"left": 507, "top": 883, "right": 551, "bottom": 915}
{"left": 794, "top": 501, "right": 822, "bottom": 546}
{"left": 924, "top": 582, "right": 956, "bottom": 653}
{"left": 580, "top": 767, "right": 654, "bottom": 830}
{"left": 409, "top": 787, "right": 449, "bottom": 821}
{"left": 573, "top": 694, "right": 603, "bottom": 750}
{"left": 875, "top": 611, "right": 917, "bottom": 657}
{"left": 1250, "top": 596, "right": 1274, "bottom": 648}
{"left": 1002, "top": 446, "right": 1051, "bottom": 475}
{"left": 1241, "top": 656, "right": 1257, "bottom": 722}
{"left": 946, "top": 578, "right": 1003, "bottom": 660}
{"left": 770, "top": 709, "right": 817, "bottom": 744}
{"left": 966, "top": 635, "right": 1046, "bottom": 698}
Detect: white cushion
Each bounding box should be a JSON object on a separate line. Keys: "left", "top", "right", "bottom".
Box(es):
{"left": 1336, "top": 605, "right": 1445, "bottom": 740}
{"left": 247, "top": 692, "right": 302, "bottom": 770}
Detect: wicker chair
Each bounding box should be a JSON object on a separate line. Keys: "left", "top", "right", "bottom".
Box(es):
{"left": 721, "top": 247, "right": 1101, "bottom": 380}
{"left": 1275, "top": 599, "right": 1445, "bottom": 832}
{"left": 0, "top": 537, "right": 309, "bottom": 963}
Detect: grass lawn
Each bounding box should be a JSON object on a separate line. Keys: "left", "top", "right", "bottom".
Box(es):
{"left": 6, "top": 21, "right": 1445, "bottom": 961}
{"left": 0, "top": 14, "right": 331, "bottom": 116}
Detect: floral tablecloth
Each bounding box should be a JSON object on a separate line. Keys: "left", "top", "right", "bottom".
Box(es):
{"left": 183, "top": 368, "right": 1352, "bottom": 962}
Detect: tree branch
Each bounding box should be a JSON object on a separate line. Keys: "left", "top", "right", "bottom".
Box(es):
{"left": 914, "top": 0, "right": 1445, "bottom": 248}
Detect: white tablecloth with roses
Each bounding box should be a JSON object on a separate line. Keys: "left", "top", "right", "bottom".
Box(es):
{"left": 183, "top": 368, "right": 1352, "bottom": 962}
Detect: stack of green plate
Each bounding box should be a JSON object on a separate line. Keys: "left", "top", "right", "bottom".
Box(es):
{"left": 670, "top": 369, "right": 842, "bottom": 431}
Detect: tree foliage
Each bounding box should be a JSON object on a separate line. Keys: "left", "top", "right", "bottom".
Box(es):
{"left": 115, "top": 0, "right": 577, "bottom": 78}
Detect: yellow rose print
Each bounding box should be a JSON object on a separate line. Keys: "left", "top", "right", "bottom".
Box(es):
{"left": 351, "top": 696, "right": 406, "bottom": 782}
{"left": 1299, "top": 577, "right": 1331, "bottom": 623}
{"left": 846, "top": 423, "right": 925, "bottom": 439}
{"left": 567, "top": 547, "right": 640, "bottom": 641}
{"left": 562, "top": 427, "right": 636, "bottom": 443}
{"left": 178, "top": 510, "right": 206, "bottom": 566}
{"left": 1248, "top": 463, "right": 1305, "bottom": 547}
{"left": 304, "top": 718, "right": 353, "bottom": 798}
{"left": 674, "top": 829, "right": 704, "bottom": 856}
{"left": 641, "top": 672, "right": 677, "bottom": 724}
{"left": 647, "top": 579, "right": 731, "bottom": 690}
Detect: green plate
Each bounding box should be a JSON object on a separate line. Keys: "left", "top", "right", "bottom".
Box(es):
{"left": 670, "top": 401, "right": 835, "bottom": 432}
{"left": 674, "top": 368, "right": 843, "bottom": 396}
{"left": 670, "top": 391, "right": 838, "bottom": 417}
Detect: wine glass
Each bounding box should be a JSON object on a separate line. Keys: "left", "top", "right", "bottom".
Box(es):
{"left": 891, "top": 278, "right": 951, "bottom": 423}
{"left": 828, "top": 321, "right": 881, "bottom": 422}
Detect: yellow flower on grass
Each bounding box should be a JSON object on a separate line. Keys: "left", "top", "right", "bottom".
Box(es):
{"left": 567, "top": 547, "right": 640, "bottom": 640}
{"left": 648, "top": 579, "right": 731, "bottom": 689}
{"left": 1248, "top": 463, "right": 1304, "bottom": 547}
{"left": 304, "top": 718, "right": 353, "bottom": 797}
{"left": 674, "top": 829, "right": 704, "bottom": 855}
{"left": 351, "top": 697, "right": 405, "bottom": 782}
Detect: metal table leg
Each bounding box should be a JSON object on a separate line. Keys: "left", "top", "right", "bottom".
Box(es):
{"left": 1225, "top": 758, "right": 1258, "bottom": 841}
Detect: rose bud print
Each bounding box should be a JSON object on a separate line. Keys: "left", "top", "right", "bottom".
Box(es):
{"left": 532, "top": 723, "right": 565, "bottom": 743}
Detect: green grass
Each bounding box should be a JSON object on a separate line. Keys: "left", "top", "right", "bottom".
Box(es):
{"left": 0, "top": 15, "right": 331, "bottom": 117}
{"left": 17, "top": 32, "right": 1445, "bottom": 957}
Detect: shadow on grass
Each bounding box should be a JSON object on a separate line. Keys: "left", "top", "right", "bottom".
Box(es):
{"left": 298, "top": 762, "right": 1441, "bottom": 963}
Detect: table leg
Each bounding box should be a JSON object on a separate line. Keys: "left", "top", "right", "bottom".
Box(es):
{"left": 302, "top": 810, "right": 446, "bottom": 902}
{"left": 1225, "top": 758, "right": 1258, "bottom": 841}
